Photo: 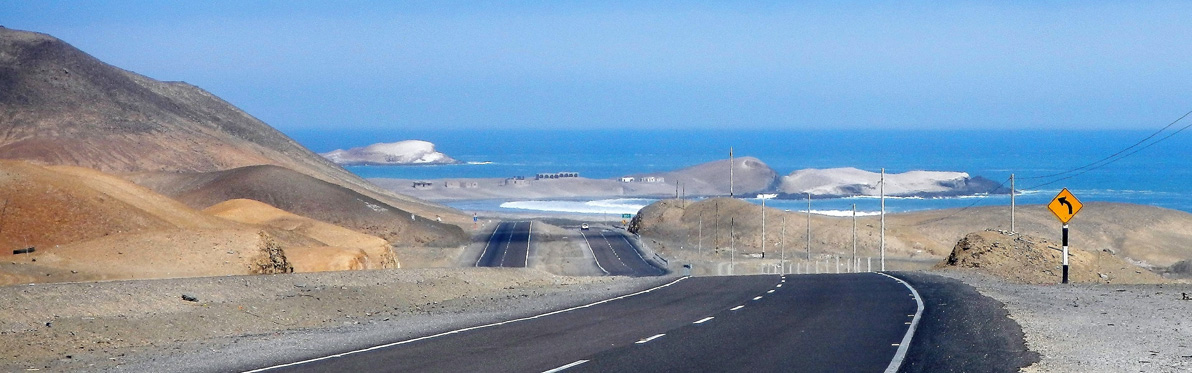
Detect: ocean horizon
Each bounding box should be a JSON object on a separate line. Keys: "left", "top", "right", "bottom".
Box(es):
{"left": 286, "top": 129, "right": 1192, "bottom": 215}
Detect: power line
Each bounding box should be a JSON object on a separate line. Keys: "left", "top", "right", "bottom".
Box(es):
{"left": 1024, "top": 109, "right": 1192, "bottom": 190}
{"left": 1019, "top": 109, "right": 1192, "bottom": 182}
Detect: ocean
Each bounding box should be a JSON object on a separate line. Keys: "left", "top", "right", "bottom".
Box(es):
{"left": 286, "top": 129, "right": 1192, "bottom": 216}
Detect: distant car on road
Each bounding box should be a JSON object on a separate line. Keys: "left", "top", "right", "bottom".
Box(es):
{"left": 581, "top": 223, "right": 589, "bottom": 230}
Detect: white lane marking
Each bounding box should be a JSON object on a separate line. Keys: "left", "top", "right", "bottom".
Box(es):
{"left": 693, "top": 317, "right": 715, "bottom": 324}
{"left": 776, "top": 284, "right": 782, "bottom": 288}
{"left": 730, "top": 305, "right": 744, "bottom": 311}
{"left": 635, "top": 334, "right": 665, "bottom": 344}
{"left": 619, "top": 234, "right": 662, "bottom": 275}
{"left": 752, "top": 296, "right": 763, "bottom": 301}
{"left": 543, "top": 360, "right": 589, "bottom": 373}
{"left": 879, "top": 273, "right": 925, "bottom": 373}
{"left": 579, "top": 231, "right": 610, "bottom": 275}
{"left": 475, "top": 222, "right": 503, "bottom": 267}
{"left": 599, "top": 231, "right": 631, "bottom": 271}
{"left": 525, "top": 221, "right": 533, "bottom": 267}
{"left": 498, "top": 221, "right": 517, "bottom": 266}
{"left": 767, "top": 290, "right": 775, "bottom": 294}
{"left": 243, "top": 277, "right": 690, "bottom": 372}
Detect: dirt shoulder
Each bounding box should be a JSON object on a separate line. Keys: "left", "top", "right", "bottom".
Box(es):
{"left": 0, "top": 268, "right": 675, "bottom": 372}
{"left": 933, "top": 269, "right": 1192, "bottom": 372}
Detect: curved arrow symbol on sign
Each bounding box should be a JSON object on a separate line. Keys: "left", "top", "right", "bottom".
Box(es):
{"left": 1057, "top": 197, "right": 1073, "bottom": 214}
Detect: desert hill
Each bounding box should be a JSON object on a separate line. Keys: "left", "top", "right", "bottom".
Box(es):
{"left": 631, "top": 198, "right": 1192, "bottom": 274}
{"left": 204, "top": 199, "right": 398, "bottom": 272}
{"left": 631, "top": 156, "right": 777, "bottom": 196}
{"left": 937, "top": 230, "right": 1164, "bottom": 284}
{"left": 0, "top": 27, "right": 468, "bottom": 239}
{"left": 0, "top": 161, "right": 292, "bottom": 285}
{"left": 129, "top": 165, "right": 466, "bottom": 247}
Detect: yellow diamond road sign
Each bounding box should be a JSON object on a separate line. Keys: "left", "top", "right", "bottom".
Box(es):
{"left": 1048, "top": 188, "right": 1083, "bottom": 224}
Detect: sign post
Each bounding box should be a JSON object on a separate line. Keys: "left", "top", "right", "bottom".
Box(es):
{"left": 1047, "top": 188, "right": 1083, "bottom": 284}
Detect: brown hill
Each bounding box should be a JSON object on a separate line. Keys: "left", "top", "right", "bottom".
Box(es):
{"left": 631, "top": 156, "right": 777, "bottom": 196}
{"left": 631, "top": 198, "right": 1192, "bottom": 273}
{"left": 939, "top": 230, "right": 1164, "bottom": 284}
{"left": 204, "top": 199, "right": 398, "bottom": 272}
{"left": 0, "top": 161, "right": 292, "bottom": 285}
{"left": 130, "top": 165, "right": 466, "bottom": 247}
{"left": 0, "top": 27, "right": 468, "bottom": 241}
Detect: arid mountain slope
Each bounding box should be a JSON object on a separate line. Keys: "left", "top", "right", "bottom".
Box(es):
{"left": 130, "top": 165, "right": 466, "bottom": 247}
{"left": 0, "top": 161, "right": 292, "bottom": 285}
{"left": 938, "top": 230, "right": 1164, "bottom": 284}
{"left": 204, "top": 199, "right": 398, "bottom": 272}
{"left": 0, "top": 26, "right": 467, "bottom": 234}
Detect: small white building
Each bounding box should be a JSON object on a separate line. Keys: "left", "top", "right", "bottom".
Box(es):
{"left": 620, "top": 177, "right": 635, "bottom": 183}
{"left": 412, "top": 181, "right": 434, "bottom": 190}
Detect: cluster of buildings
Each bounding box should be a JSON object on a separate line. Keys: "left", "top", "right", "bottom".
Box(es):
{"left": 411, "top": 171, "right": 581, "bottom": 189}
{"left": 619, "top": 176, "right": 666, "bottom": 183}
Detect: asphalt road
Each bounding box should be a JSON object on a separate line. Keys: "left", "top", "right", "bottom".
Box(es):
{"left": 255, "top": 273, "right": 976, "bottom": 373}
{"left": 475, "top": 221, "right": 531, "bottom": 268}
{"left": 580, "top": 228, "right": 666, "bottom": 277}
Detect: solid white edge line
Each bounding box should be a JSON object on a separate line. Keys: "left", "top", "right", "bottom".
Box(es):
{"left": 579, "top": 231, "right": 610, "bottom": 275}
{"left": 619, "top": 234, "right": 662, "bottom": 275}
{"left": 525, "top": 221, "right": 532, "bottom": 267}
{"left": 730, "top": 305, "right": 744, "bottom": 311}
{"left": 542, "top": 360, "right": 589, "bottom": 373}
{"left": 693, "top": 316, "right": 715, "bottom": 324}
{"left": 635, "top": 333, "right": 665, "bottom": 344}
{"left": 878, "top": 272, "right": 925, "bottom": 373}
{"left": 242, "top": 277, "right": 690, "bottom": 372}
{"left": 475, "top": 222, "right": 503, "bottom": 267}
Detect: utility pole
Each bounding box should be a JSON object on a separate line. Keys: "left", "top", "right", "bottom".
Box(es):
{"left": 698, "top": 211, "right": 703, "bottom": 257}
{"left": 730, "top": 217, "right": 735, "bottom": 275}
{"left": 852, "top": 203, "right": 857, "bottom": 273}
{"left": 880, "top": 168, "right": 886, "bottom": 272}
{"left": 1010, "top": 173, "right": 1016, "bottom": 234}
{"left": 760, "top": 195, "right": 766, "bottom": 259}
{"left": 806, "top": 193, "right": 812, "bottom": 261}
{"left": 781, "top": 213, "right": 787, "bottom": 275}
{"left": 729, "top": 147, "right": 735, "bottom": 198}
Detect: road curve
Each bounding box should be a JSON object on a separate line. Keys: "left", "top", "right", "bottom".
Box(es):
{"left": 580, "top": 228, "right": 665, "bottom": 277}
{"left": 475, "top": 221, "right": 531, "bottom": 268}
{"left": 255, "top": 273, "right": 935, "bottom": 373}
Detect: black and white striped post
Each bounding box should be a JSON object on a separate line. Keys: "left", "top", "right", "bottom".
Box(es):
{"left": 1061, "top": 224, "right": 1069, "bottom": 284}
{"left": 1048, "top": 188, "right": 1081, "bottom": 285}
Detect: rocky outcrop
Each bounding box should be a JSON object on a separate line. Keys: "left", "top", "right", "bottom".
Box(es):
{"left": 777, "top": 168, "right": 1007, "bottom": 198}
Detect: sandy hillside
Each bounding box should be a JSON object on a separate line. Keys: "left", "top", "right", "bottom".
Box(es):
{"left": 205, "top": 199, "right": 398, "bottom": 272}
{"left": 631, "top": 198, "right": 1192, "bottom": 275}
{"left": 0, "top": 27, "right": 470, "bottom": 238}
{"left": 938, "top": 230, "right": 1165, "bottom": 284}
{"left": 0, "top": 161, "right": 295, "bottom": 285}
{"left": 129, "top": 165, "right": 468, "bottom": 248}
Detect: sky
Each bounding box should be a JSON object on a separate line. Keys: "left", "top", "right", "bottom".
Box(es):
{"left": 3, "top": 1, "right": 1192, "bottom": 131}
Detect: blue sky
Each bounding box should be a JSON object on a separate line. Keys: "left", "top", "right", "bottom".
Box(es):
{"left": 3, "top": 1, "right": 1191, "bottom": 131}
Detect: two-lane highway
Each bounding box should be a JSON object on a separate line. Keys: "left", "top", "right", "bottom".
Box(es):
{"left": 475, "top": 221, "right": 532, "bottom": 268}
{"left": 251, "top": 273, "right": 929, "bottom": 373}
{"left": 580, "top": 228, "right": 665, "bottom": 277}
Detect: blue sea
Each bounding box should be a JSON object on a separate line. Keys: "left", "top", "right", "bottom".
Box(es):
{"left": 286, "top": 129, "right": 1192, "bottom": 216}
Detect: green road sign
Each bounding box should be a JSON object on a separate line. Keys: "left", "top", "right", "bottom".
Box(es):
{"left": 622, "top": 214, "right": 633, "bottom": 219}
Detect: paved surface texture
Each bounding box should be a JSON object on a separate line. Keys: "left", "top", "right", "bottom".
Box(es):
{"left": 580, "top": 228, "right": 666, "bottom": 277}
{"left": 475, "top": 221, "right": 531, "bottom": 267}
{"left": 263, "top": 273, "right": 1034, "bottom": 373}
{"left": 894, "top": 271, "right": 1039, "bottom": 373}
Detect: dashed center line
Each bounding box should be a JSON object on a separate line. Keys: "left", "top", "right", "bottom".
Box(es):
{"left": 543, "top": 360, "right": 589, "bottom": 373}
{"left": 693, "top": 316, "right": 715, "bottom": 324}
{"left": 635, "top": 334, "right": 665, "bottom": 344}
{"left": 730, "top": 305, "right": 745, "bottom": 311}
{"left": 767, "top": 290, "right": 775, "bottom": 294}
{"left": 753, "top": 296, "right": 763, "bottom": 301}
{"left": 776, "top": 284, "right": 783, "bottom": 287}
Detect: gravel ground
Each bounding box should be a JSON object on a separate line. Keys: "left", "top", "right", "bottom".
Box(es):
{"left": 934, "top": 269, "right": 1192, "bottom": 372}
{"left": 0, "top": 268, "right": 676, "bottom": 372}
